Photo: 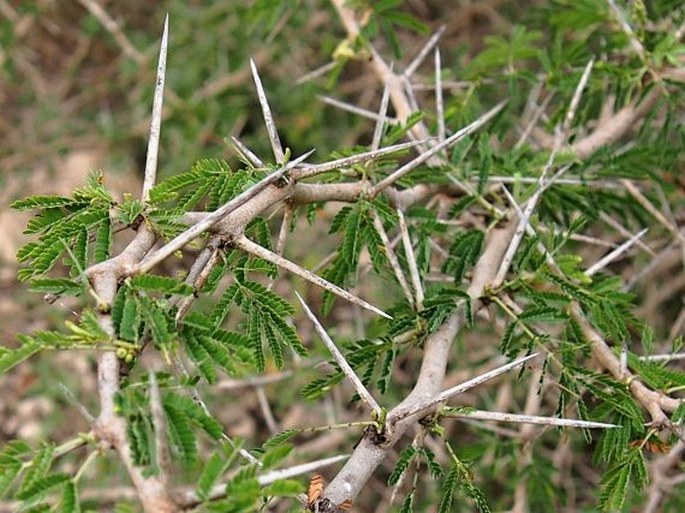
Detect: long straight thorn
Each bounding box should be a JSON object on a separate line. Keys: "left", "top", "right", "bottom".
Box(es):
{"left": 370, "top": 100, "right": 507, "bottom": 196}
{"left": 585, "top": 228, "right": 648, "bottom": 277}
{"left": 294, "top": 140, "right": 428, "bottom": 180}
{"left": 435, "top": 47, "right": 446, "bottom": 145}
{"left": 250, "top": 58, "right": 284, "bottom": 163}
{"left": 142, "top": 13, "right": 169, "bottom": 201}
{"left": 391, "top": 353, "right": 539, "bottom": 422}
{"left": 405, "top": 25, "right": 446, "bottom": 77}
{"left": 295, "top": 292, "right": 383, "bottom": 416}
{"left": 237, "top": 236, "right": 391, "bottom": 319}
{"left": 443, "top": 409, "right": 619, "bottom": 429}
{"left": 371, "top": 70, "right": 393, "bottom": 151}
{"left": 231, "top": 136, "right": 264, "bottom": 167}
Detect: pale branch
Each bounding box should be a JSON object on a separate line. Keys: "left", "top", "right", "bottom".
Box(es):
{"left": 141, "top": 14, "right": 169, "bottom": 202}
{"left": 500, "top": 184, "right": 682, "bottom": 426}
{"left": 330, "top": 0, "right": 430, "bottom": 140}
{"left": 89, "top": 221, "right": 174, "bottom": 512}
{"left": 76, "top": 0, "right": 145, "bottom": 64}
{"left": 396, "top": 208, "right": 424, "bottom": 310}
{"left": 568, "top": 88, "right": 661, "bottom": 158}
{"left": 320, "top": 221, "right": 519, "bottom": 506}
{"left": 249, "top": 58, "right": 284, "bottom": 163}
{"left": 369, "top": 100, "right": 507, "bottom": 196}
{"left": 584, "top": 228, "right": 648, "bottom": 276}
{"left": 237, "top": 235, "right": 391, "bottom": 319}
{"left": 296, "top": 292, "right": 383, "bottom": 417}
{"left": 442, "top": 408, "right": 619, "bottom": 429}
{"left": 501, "top": 187, "right": 682, "bottom": 429}
{"left": 132, "top": 149, "right": 314, "bottom": 275}
{"left": 389, "top": 353, "right": 539, "bottom": 425}
{"left": 570, "top": 303, "right": 681, "bottom": 422}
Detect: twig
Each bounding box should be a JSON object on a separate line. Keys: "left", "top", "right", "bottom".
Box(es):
{"left": 570, "top": 303, "right": 680, "bottom": 422}
{"left": 237, "top": 235, "right": 391, "bottom": 319}
{"left": 250, "top": 58, "right": 284, "bottom": 163}
{"left": 442, "top": 408, "right": 618, "bottom": 429}
{"left": 141, "top": 14, "right": 169, "bottom": 202}
{"left": 321, "top": 223, "right": 518, "bottom": 505}
{"left": 76, "top": 0, "right": 145, "bottom": 64}
{"left": 295, "top": 292, "right": 383, "bottom": 417}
